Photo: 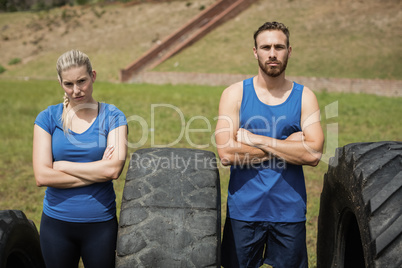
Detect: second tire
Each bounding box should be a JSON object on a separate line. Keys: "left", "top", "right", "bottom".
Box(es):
{"left": 116, "top": 148, "right": 221, "bottom": 268}
{"left": 317, "top": 141, "right": 402, "bottom": 268}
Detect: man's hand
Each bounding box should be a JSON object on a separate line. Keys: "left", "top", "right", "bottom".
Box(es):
{"left": 236, "top": 128, "right": 255, "bottom": 146}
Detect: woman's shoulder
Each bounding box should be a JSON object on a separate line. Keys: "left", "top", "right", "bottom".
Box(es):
{"left": 41, "top": 103, "right": 63, "bottom": 113}
{"left": 36, "top": 103, "right": 63, "bottom": 120}
{"left": 98, "top": 103, "right": 127, "bottom": 131}
{"left": 100, "top": 102, "right": 126, "bottom": 117}
{"left": 35, "top": 103, "right": 63, "bottom": 132}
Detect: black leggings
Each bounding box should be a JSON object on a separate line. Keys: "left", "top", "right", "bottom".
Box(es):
{"left": 40, "top": 213, "right": 117, "bottom": 268}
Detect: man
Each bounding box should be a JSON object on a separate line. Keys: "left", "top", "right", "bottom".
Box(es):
{"left": 215, "top": 22, "right": 324, "bottom": 267}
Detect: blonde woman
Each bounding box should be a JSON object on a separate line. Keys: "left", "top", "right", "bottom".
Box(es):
{"left": 33, "top": 50, "right": 128, "bottom": 267}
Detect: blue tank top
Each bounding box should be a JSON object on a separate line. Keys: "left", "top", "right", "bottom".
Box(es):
{"left": 227, "top": 77, "right": 307, "bottom": 222}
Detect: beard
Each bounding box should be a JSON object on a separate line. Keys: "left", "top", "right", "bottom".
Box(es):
{"left": 258, "top": 55, "right": 289, "bottom": 77}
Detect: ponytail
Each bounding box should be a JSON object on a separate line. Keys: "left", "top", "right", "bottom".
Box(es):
{"left": 61, "top": 93, "right": 70, "bottom": 134}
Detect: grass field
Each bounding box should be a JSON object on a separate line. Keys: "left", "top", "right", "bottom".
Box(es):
{"left": 0, "top": 78, "right": 400, "bottom": 267}
{"left": 0, "top": 0, "right": 401, "bottom": 266}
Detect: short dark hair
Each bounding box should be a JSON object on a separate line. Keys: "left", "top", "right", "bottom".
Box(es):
{"left": 253, "top": 21, "right": 290, "bottom": 48}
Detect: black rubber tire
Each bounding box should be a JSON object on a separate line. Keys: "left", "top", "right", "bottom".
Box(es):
{"left": 116, "top": 148, "right": 221, "bottom": 268}
{"left": 0, "top": 210, "right": 45, "bottom": 268}
{"left": 317, "top": 141, "right": 402, "bottom": 268}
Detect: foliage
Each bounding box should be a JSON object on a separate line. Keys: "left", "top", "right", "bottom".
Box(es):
{"left": 8, "top": 57, "right": 21, "bottom": 65}
{"left": 0, "top": 79, "right": 400, "bottom": 267}
{"left": 0, "top": 64, "right": 5, "bottom": 73}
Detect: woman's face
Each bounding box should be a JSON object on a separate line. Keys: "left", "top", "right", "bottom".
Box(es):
{"left": 59, "top": 65, "right": 96, "bottom": 107}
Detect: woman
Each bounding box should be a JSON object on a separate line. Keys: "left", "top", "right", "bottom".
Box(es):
{"left": 33, "top": 50, "right": 128, "bottom": 267}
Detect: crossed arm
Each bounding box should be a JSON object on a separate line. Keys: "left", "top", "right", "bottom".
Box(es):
{"left": 215, "top": 82, "right": 324, "bottom": 167}
{"left": 33, "top": 125, "right": 128, "bottom": 188}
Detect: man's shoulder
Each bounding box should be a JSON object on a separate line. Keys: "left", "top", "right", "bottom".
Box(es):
{"left": 290, "top": 80, "right": 315, "bottom": 98}
{"left": 220, "top": 81, "right": 243, "bottom": 103}
{"left": 227, "top": 80, "right": 244, "bottom": 91}
{"left": 223, "top": 78, "right": 251, "bottom": 96}
{"left": 299, "top": 85, "right": 317, "bottom": 100}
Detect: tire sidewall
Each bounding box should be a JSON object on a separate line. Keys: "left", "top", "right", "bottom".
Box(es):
{"left": 317, "top": 154, "right": 370, "bottom": 267}
{"left": 0, "top": 210, "right": 44, "bottom": 268}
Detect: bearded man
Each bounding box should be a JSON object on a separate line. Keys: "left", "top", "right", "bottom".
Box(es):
{"left": 215, "top": 21, "right": 324, "bottom": 268}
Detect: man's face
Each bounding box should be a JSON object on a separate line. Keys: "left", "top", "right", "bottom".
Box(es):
{"left": 253, "top": 30, "right": 291, "bottom": 77}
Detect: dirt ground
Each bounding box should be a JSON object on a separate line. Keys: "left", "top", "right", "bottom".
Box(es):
{"left": 1, "top": 0, "right": 401, "bottom": 87}
{"left": 0, "top": 0, "right": 215, "bottom": 80}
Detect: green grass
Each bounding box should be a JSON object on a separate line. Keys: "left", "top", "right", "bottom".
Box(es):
{"left": 0, "top": 79, "right": 400, "bottom": 267}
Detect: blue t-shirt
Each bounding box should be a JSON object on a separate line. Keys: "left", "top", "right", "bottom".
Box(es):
{"left": 34, "top": 103, "right": 127, "bottom": 223}
{"left": 227, "top": 77, "right": 306, "bottom": 222}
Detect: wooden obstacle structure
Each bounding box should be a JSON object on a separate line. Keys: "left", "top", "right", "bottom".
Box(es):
{"left": 120, "top": 0, "right": 258, "bottom": 82}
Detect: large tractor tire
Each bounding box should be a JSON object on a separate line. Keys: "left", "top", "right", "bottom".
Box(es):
{"left": 116, "top": 148, "right": 221, "bottom": 268}
{"left": 317, "top": 141, "right": 402, "bottom": 268}
{"left": 0, "top": 210, "right": 45, "bottom": 268}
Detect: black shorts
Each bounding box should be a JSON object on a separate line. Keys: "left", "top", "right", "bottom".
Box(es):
{"left": 221, "top": 217, "right": 308, "bottom": 268}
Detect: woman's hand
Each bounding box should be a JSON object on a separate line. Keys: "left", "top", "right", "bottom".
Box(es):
{"left": 102, "top": 145, "right": 115, "bottom": 160}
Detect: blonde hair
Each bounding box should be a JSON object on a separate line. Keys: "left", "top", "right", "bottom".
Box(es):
{"left": 56, "top": 50, "right": 93, "bottom": 133}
